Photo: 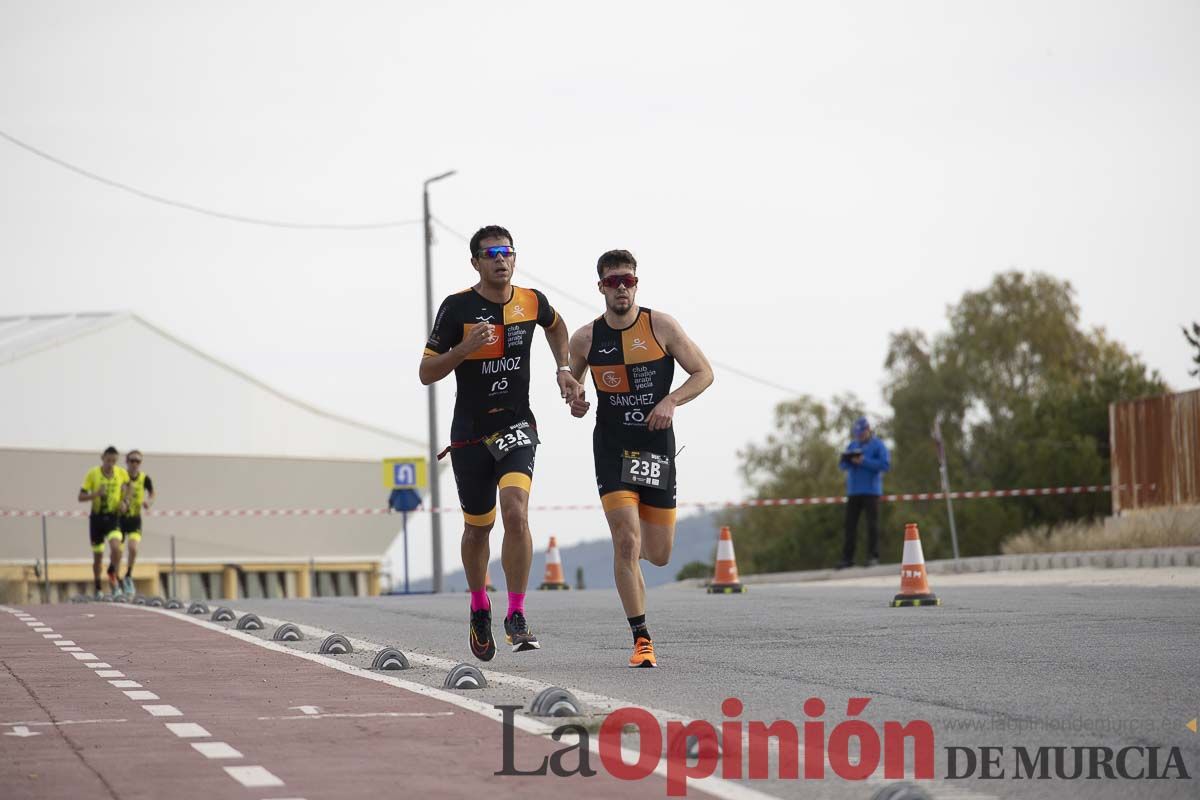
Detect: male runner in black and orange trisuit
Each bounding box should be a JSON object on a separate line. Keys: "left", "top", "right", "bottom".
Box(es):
{"left": 420, "top": 225, "right": 582, "bottom": 661}
{"left": 566, "top": 249, "right": 713, "bottom": 667}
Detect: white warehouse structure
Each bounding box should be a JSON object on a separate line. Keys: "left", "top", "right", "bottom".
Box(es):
{"left": 0, "top": 313, "right": 425, "bottom": 603}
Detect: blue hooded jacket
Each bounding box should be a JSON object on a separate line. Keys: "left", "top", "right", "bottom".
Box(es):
{"left": 839, "top": 435, "right": 890, "bottom": 496}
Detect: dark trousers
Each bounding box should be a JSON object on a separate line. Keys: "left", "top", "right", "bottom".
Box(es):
{"left": 842, "top": 494, "right": 880, "bottom": 563}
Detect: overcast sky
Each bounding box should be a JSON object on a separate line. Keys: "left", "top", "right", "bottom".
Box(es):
{"left": 3, "top": 1, "right": 1197, "bottom": 582}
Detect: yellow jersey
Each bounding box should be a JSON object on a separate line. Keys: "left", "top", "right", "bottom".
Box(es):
{"left": 81, "top": 466, "right": 129, "bottom": 515}
{"left": 124, "top": 472, "right": 154, "bottom": 517}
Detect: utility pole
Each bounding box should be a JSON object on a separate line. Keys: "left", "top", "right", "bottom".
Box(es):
{"left": 423, "top": 170, "right": 456, "bottom": 593}
{"left": 933, "top": 412, "right": 961, "bottom": 562}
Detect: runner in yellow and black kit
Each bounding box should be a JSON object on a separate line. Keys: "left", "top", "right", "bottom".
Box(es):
{"left": 119, "top": 450, "right": 155, "bottom": 595}
{"left": 567, "top": 249, "right": 713, "bottom": 668}
{"left": 78, "top": 446, "right": 130, "bottom": 598}
{"left": 420, "top": 225, "right": 582, "bottom": 662}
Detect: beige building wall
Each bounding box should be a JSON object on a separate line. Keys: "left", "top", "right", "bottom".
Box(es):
{"left": 0, "top": 447, "right": 401, "bottom": 602}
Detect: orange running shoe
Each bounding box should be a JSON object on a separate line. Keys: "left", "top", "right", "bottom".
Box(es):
{"left": 629, "top": 636, "right": 657, "bottom": 668}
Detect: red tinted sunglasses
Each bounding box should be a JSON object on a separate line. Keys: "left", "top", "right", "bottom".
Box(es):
{"left": 600, "top": 274, "right": 638, "bottom": 289}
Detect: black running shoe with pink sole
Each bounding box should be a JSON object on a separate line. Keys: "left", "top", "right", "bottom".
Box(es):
{"left": 470, "top": 608, "right": 496, "bottom": 662}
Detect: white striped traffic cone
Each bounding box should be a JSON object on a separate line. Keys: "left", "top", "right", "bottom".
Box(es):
{"left": 538, "top": 536, "right": 570, "bottom": 590}
{"left": 891, "top": 523, "right": 940, "bottom": 607}
{"left": 707, "top": 526, "right": 746, "bottom": 594}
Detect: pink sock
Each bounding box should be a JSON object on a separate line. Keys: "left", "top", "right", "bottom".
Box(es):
{"left": 507, "top": 592, "right": 525, "bottom": 617}
{"left": 470, "top": 589, "right": 490, "bottom": 613}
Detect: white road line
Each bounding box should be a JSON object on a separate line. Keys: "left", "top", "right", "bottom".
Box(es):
{"left": 34, "top": 627, "right": 52, "bottom": 632}
{"left": 124, "top": 690, "right": 160, "bottom": 701}
{"left": 109, "top": 680, "right": 142, "bottom": 688}
{"left": 43, "top": 634, "right": 62, "bottom": 639}
{"left": 60, "top": 647, "right": 83, "bottom": 652}
{"left": 53, "top": 640, "right": 76, "bottom": 646}
{"left": 87, "top": 663, "right": 113, "bottom": 669}
{"left": 24, "top": 621, "right": 43, "bottom": 626}
{"left": 192, "top": 741, "right": 243, "bottom": 759}
{"left": 71, "top": 652, "right": 98, "bottom": 660}
{"left": 96, "top": 670, "right": 124, "bottom": 678}
{"left": 165, "top": 722, "right": 211, "bottom": 738}
{"left": 224, "top": 766, "right": 284, "bottom": 788}
{"left": 142, "top": 705, "right": 182, "bottom": 717}
{"left": 1, "top": 718, "right": 126, "bottom": 728}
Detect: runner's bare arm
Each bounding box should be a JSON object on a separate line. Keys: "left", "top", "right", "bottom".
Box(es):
{"left": 646, "top": 312, "right": 714, "bottom": 431}
{"left": 419, "top": 322, "right": 492, "bottom": 385}
{"left": 567, "top": 325, "right": 592, "bottom": 417}
{"left": 544, "top": 316, "right": 583, "bottom": 401}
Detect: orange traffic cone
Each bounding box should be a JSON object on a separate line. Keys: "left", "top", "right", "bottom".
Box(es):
{"left": 538, "top": 537, "right": 570, "bottom": 590}
{"left": 891, "top": 523, "right": 940, "bottom": 607}
{"left": 706, "top": 526, "right": 746, "bottom": 594}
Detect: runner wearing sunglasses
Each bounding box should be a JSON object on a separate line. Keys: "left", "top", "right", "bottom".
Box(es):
{"left": 421, "top": 225, "right": 582, "bottom": 661}
{"left": 119, "top": 450, "right": 155, "bottom": 595}
{"left": 566, "top": 250, "right": 713, "bottom": 667}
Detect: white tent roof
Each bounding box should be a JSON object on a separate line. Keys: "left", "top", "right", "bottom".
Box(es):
{"left": 0, "top": 312, "right": 424, "bottom": 459}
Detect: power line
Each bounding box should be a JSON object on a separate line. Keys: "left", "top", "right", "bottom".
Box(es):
{"left": 432, "top": 217, "right": 802, "bottom": 397}
{"left": 0, "top": 128, "right": 421, "bottom": 231}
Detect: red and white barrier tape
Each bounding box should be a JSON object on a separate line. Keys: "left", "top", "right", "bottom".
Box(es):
{"left": 0, "top": 483, "right": 1132, "bottom": 519}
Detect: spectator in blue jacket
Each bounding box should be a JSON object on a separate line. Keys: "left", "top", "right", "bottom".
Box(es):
{"left": 837, "top": 416, "right": 890, "bottom": 568}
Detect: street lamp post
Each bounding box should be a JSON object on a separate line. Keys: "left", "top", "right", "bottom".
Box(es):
{"left": 423, "top": 170, "right": 456, "bottom": 593}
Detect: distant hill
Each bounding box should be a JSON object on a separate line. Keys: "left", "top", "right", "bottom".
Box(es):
{"left": 401, "top": 512, "right": 720, "bottom": 593}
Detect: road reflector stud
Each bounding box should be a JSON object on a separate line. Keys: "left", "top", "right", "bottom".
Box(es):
{"left": 211, "top": 607, "right": 236, "bottom": 622}
{"left": 371, "top": 648, "right": 410, "bottom": 670}
{"left": 530, "top": 687, "right": 583, "bottom": 717}
{"left": 113, "top": 594, "right": 129, "bottom": 603}
{"left": 186, "top": 602, "right": 209, "bottom": 615}
{"left": 870, "top": 783, "right": 933, "bottom": 800}
{"left": 272, "top": 623, "right": 303, "bottom": 642}
{"left": 235, "top": 613, "right": 264, "bottom": 631}
{"left": 443, "top": 663, "right": 487, "bottom": 689}
{"left": 147, "top": 596, "right": 165, "bottom": 607}
{"left": 165, "top": 599, "right": 184, "bottom": 610}
{"left": 70, "top": 595, "right": 90, "bottom": 603}
{"left": 132, "top": 595, "right": 147, "bottom": 605}
{"left": 99, "top": 595, "right": 113, "bottom": 602}
{"left": 319, "top": 634, "right": 353, "bottom": 655}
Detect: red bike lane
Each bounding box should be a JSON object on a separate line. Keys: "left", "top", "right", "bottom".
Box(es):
{"left": 1, "top": 603, "right": 675, "bottom": 800}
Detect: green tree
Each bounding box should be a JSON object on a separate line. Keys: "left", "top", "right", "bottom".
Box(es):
{"left": 723, "top": 394, "right": 871, "bottom": 572}
{"left": 884, "top": 272, "right": 1166, "bottom": 557}
{"left": 734, "top": 271, "right": 1168, "bottom": 573}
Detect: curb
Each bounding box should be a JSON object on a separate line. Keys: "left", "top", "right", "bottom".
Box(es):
{"left": 679, "top": 546, "right": 1200, "bottom": 588}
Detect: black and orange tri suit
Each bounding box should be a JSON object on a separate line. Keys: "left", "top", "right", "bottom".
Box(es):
{"left": 424, "top": 285, "right": 559, "bottom": 525}
{"left": 586, "top": 307, "right": 677, "bottom": 525}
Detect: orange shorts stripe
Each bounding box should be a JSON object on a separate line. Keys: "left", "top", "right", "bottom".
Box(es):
{"left": 464, "top": 508, "right": 496, "bottom": 527}
{"left": 601, "top": 490, "right": 639, "bottom": 512}
{"left": 638, "top": 504, "right": 676, "bottom": 527}
{"left": 498, "top": 472, "right": 532, "bottom": 492}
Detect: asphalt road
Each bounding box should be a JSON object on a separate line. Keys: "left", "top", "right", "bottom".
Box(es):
{"left": 230, "top": 574, "right": 1200, "bottom": 800}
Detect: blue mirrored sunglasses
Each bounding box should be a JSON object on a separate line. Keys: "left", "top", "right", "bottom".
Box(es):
{"left": 476, "top": 245, "right": 515, "bottom": 259}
